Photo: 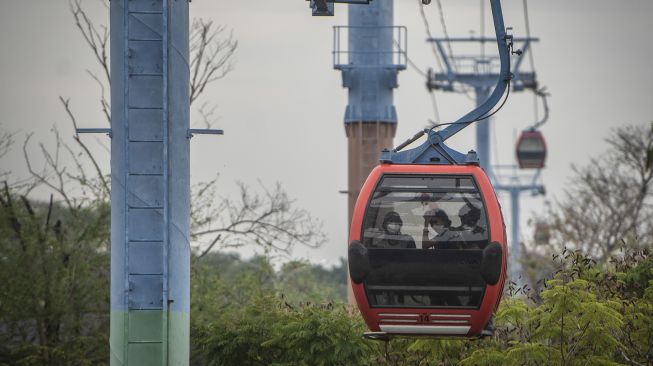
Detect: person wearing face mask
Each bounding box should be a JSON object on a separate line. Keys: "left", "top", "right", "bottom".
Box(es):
{"left": 371, "top": 211, "right": 416, "bottom": 249}
{"left": 422, "top": 209, "right": 461, "bottom": 249}
{"left": 456, "top": 204, "right": 487, "bottom": 248}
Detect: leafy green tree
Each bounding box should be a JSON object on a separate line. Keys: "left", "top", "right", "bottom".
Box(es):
{"left": 275, "top": 258, "right": 347, "bottom": 303}
{"left": 262, "top": 303, "right": 373, "bottom": 366}
{"left": 192, "top": 297, "right": 373, "bottom": 366}
{"left": 185, "top": 244, "right": 653, "bottom": 366}
{"left": 0, "top": 186, "right": 109, "bottom": 365}
{"left": 606, "top": 249, "right": 653, "bottom": 365}
{"left": 191, "top": 252, "right": 275, "bottom": 326}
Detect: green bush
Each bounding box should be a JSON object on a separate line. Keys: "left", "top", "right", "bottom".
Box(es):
{"left": 192, "top": 249, "right": 653, "bottom": 366}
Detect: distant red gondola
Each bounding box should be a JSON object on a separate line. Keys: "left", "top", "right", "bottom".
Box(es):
{"left": 533, "top": 220, "right": 550, "bottom": 245}
{"left": 516, "top": 130, "right": 547, "bottom": 169}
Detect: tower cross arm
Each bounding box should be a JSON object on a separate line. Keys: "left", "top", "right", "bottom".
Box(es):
{"left": 436, "top": 0, "right": 512, "bottom": 143}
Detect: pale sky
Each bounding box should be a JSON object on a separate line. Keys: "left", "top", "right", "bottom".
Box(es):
{"left": 1, "top": 0, "right": 652, "bottom": 267}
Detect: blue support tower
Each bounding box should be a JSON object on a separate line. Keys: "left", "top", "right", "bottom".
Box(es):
{"left": 333, "top": 0, "right": 407, "bottom": 228}
{"left": 427, "top": 35, "right": 542, "bottom": 281}
{"left": 494, "top": 170, "right": 544, "bottom": 281}
{"left": 110, "top": 1, "right": 190, "bottom": 364}
{"left": 427, "top": 36, "right": 537, "bottom": 181}
{"left": 338, "top": 1, "right": 404, "bottom": 124}
{"left": 333, "top": 0, "right": 406, "bottom": 302}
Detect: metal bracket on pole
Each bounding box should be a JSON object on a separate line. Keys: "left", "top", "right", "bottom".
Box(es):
{"left": 76, "top": 128, "right": 112, "bottom": 137}
{"left": 308, "top": 0, "right": 431, "bottom": 16}
{"left": 186, "top": 128, "right": 224, "bottom": 139}
{"left": 308, "top": 0, "right": 374, "bottom": 17}
{"left": 310, "top": 0, "right": 372, "bottom": 17}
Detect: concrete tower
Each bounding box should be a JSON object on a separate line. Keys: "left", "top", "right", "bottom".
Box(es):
{"left": 334, "top": 0, "right": 405, "bottom": 302}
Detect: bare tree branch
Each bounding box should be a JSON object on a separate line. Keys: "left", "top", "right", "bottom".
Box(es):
{"left": 22, "top": 133, "right": 74, "bottom": 211}
{"left": 550, "top": 122, "right": 653, "bottom": 262}
{"left": 70, "top": 0, "right": 110, "bottom": 86}
{"left": 190, "top": 180, "right": 326, "bottom": 256}
{"left": 85, "top": 71, "right": 111, "bottom": 125}
{"left": 0, "top": 127, "right": 15, "bottom": 181}
{"left": 189, "top": 19, "right": 238, "bottom": 105}
{"left": 197, "top": 102, "right": 219, "bottom": 129}
{"left": 59, "top": 97, "right": 109, "bottom": 196}
{"left": 24, "top": 1, "right": 317, "bottom": 260}
{"left": 198, "top": 234, "right": 222, "bottom": 259}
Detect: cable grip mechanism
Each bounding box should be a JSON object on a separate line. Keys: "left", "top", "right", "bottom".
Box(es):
{"left": 504, "top": 27, "right": 522, "bottom": 56}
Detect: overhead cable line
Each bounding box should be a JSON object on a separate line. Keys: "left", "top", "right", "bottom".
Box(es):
{"left": 435, "top": 0, "right": 455, "bottom": 71}
{"left": 400, "top": 42, "right": 428, "bottom": 77}
{"left": 393, "top": 37, "right": 424, "bottom": 77}
{"left": 399, "top": 41, "right": 442, "bottom": 125}
{"left": 480, "top": 0, "right": 485, "bottom": 65}
{"left": 522, "top": 0, "right": 539, "bottom": 122}
{"left": 522, "top": 0, "right": 536, "bottom": 71}
{"left": 429, "top": 90, "right": 442, "bottom": 124}
{"left": 482, "top": 1, "right": 500, "bottom": 168}
{"left": 532, "top": 87, "right": 539, "bottom": 121}
{"left": 418, "top": 0, "right": 445, "bottom": 73}
{"left": 395, "top": 37, "right": 442, "bottom": 125}
{"left": 491, "top": 108, "right": 500, "bottom": 167}
{"left": 434, "top": 0, "right": 474, "bottom": 100}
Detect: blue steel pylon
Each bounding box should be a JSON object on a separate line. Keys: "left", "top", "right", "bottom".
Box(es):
{"left": 427, "top": 35, "right": 543, "bottom": 281}
{"left": 107, "top": 1, "right": 193, "bottom": 364}
{"left": 76, "top": 2, "right": 224, "bottom": 365}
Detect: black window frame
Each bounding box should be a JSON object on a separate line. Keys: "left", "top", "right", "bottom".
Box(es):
{"left": 361, "top": 173, "right": 492, "bottom": 310}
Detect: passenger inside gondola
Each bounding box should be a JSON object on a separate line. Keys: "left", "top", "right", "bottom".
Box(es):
{"left": 367, "top": 211, "right": 416, "bottom": 249}
{"left": 421, "top": 209, "right": 461, "bottom": 249}
{"left": 455, "top": 204, "right": 487, "bottom": 248}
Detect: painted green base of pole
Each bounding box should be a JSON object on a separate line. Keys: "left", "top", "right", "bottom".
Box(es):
{"left": 110, "top": 311, "right": 189, "bottom": 366}
{"left": 168, "top": 312, "right": 190, "bottom": 365}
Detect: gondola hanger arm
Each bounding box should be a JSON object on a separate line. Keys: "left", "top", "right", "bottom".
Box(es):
{"left": 530, "top": 87, "right": 549, "bottom": 130}
{"left": 380, "top": 0, "right": 514, "bottom": 165}
{"left": 437, "top": 0, "right": 513, "bottom": 143}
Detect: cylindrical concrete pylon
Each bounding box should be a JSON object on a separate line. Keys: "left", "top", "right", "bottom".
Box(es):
{"left": 342, "top": 0, "right": 400, "bottom": 303}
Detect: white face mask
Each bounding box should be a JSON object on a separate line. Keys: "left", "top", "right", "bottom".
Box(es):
{"left": 386, "top": 223, "right": 401, "bottom": 234}
{"left": 432, "top": 224, "right": 446, "bottom": 234}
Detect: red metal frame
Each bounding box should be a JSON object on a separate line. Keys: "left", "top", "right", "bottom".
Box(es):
{"left": 516, "top": 130, "right": 547, "bottom": 169}
{"left": 348, "top": 164, "right": 507, "bottom": 337}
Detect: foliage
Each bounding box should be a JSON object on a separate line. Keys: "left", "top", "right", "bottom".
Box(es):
{"left": 3, "top": 0, "right": 653, "bottom": 363}
{"left": 193, "top": 297, "right": 379, "bottom": 366}
{"left": 193, "top": 247, "right": 653, "bottom": 366}
{"left": 3, "top": 171, "right": 653, "bottom": 366}
{"left": 189, "top": 253, "right": 355, "bottom": 365}
{"left": 190, "top": 252, "right": 346, "bottom": 325}
{"left": 0, "top": 186, "right": 109, "bottom": 365}
{"left": 275, "top": 258, "right": 347, "bottom": 304}
{"left": 549, "top": 122, "right": 653, "bottom": 262}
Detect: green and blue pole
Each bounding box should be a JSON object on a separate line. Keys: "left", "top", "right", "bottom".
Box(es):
{"left": 110, "top": 1, "right": 190, "bottom": 364}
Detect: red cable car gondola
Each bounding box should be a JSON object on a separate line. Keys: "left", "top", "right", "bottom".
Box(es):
{"left": 347, "top": 0, "right": 512, "bottom": 339}
{"left": 348, "top": 163, "right": 507, "bottom": 338}
{"left": 516, "top": 129, "right": 547, "bottom": 169}
{"left": 533, "top": 219, "right": 550, "bottom": 245}
{"left": 516, "top": 87, "right": 550, "bottom": 169}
